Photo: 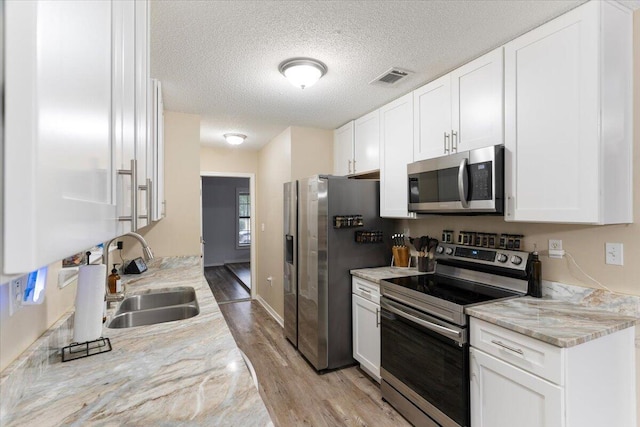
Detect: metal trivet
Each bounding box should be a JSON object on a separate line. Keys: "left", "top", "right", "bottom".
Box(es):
{"left": 61, "top": 337, "right": 112, "bottom": 362}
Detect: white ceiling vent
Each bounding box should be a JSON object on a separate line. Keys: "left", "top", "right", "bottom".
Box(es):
{"left": 370, "top": 68, "right": 412, "bottom": 86}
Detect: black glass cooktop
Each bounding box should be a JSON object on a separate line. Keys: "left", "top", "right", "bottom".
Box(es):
{"left": 383, "top": 274, "right": 520, "bottom": 306}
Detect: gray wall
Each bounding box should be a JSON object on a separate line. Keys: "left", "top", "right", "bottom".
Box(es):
{"left": 202, "top": 176, "right": 250, "bottom": 267}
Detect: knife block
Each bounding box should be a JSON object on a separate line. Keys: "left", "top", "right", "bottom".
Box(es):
{"left": 392, "top": 247, "right": 410, "bottom": 267}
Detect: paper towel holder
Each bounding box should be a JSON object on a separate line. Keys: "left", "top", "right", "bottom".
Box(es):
{"left": 61, "top": 337, "right": 112, "bottom": 362}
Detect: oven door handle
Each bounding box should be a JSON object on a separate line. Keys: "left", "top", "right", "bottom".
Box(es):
{"left": 382, "top": 298, "right": 463, "bottom": 342}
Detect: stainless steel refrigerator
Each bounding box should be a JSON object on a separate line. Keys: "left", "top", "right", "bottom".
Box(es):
{"left": 284, "top": 175, "right": 391, "bottom": 371}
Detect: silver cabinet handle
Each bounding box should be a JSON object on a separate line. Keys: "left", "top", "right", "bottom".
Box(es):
{"left": 117, "top": 159, "right": 137, "bottom": 231}
{"left": 452, "top": 130, "right": 458, "bottom": 152}
{"left": 358, "top": 287, "right": 371, "bottom": 293}
{"left": 457, "top": 158, "right": 469, "bottom": 208}
{"left": 491, "top": 339, "right": 524, "bottom": 355}
{"left": 137, "top": 178, "right": 151, "bottom": 221}
{"left": 348, "top": 159, "right": 352, "bottom": 174}
{"left": 353, "top": 159, "right": 356, "bottom": 173}
{"left": 376, "top": 307, "right": 380, "bottom": 328}
{"left": 444, "top": 132, "right": 450, "bottom": 153}
{"left": 147, "top": 178, "right": 153, "bottom": 221}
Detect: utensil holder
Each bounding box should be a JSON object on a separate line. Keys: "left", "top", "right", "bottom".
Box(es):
{"left": 417, "top": 256, "right": 435, "bottom": 273}
{"left": 392, "top": 247, "right": 410, "bottom": 267}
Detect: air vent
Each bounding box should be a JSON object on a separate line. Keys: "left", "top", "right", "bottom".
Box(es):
{"left": 370, "top": 68, "right": 412, "bottom": 86}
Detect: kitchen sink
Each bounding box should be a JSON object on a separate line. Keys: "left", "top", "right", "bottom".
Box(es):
{"left": 108, "top": 305, "right": 199, "bottom": 328}
{"left": 115, "top": 287, "right": 197, "bottom": 314}
{"left": 107, "top": 287, "right": 199, "bottom": 329}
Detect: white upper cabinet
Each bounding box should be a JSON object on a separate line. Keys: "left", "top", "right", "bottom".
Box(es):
{"left": 353, "top": 109, "right": 380, "bottom": 174}
{"left": 414, "top": 47, "right": 503, "bottom": 161}
{"left": 504, "top": 1, "right": 632, "bottom": 224}
{"left": 413, "top": 75, "right": 452, "bottom": 161}
{"left": 380, "top": 93, "right": 415, "bottom": 218}
{"left": 135, "top": 0, "right": 151, "bottom": 229}
{"left": 112, "top": 0, "right": 137, "bottom": 236}
{"left": 3, "top": 1, "right": 117, "bottom": 274}
{"left": 451, "top": 48, "right": 503, "bottom": 153}
{"left": 333, "top": 121, "right": 354, "bottom": 176}
{"left": 150, "top": 79, "right": 166, "bottom": 221}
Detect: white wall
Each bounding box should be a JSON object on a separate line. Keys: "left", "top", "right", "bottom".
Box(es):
{"left": 202, "top": 176, "right": 250, "bottom": 267}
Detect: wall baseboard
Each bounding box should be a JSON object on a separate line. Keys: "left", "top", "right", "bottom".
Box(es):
{"left": 256, "top": 295, "right": 284, "bottom": 328}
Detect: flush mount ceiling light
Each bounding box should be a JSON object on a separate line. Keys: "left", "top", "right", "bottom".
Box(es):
{"left": 223, "top": 133, "right": 247, "bottom": 145}
{"left": 279, "top": 58, "right": 327, "bottom": 90}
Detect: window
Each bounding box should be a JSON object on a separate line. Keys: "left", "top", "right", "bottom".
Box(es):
{"left": 237, "top": 190, "right": 251, "bottom": 247}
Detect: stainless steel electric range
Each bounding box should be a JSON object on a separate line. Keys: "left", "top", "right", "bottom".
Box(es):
{"left": 380, "top": 243, "right": 531, "bottom": 427}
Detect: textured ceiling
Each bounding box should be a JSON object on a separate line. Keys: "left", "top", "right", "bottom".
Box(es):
{"left": 150, "top": 0, "right": 634, "bottom": 150}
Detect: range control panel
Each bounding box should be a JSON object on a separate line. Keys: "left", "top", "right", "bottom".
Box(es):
{"left": 435, "top": 243, "right": 530, "bottom": 272}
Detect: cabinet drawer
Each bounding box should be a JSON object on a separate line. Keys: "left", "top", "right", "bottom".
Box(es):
{"left": 352, "top": 277, "right": 380, "bottom": 304}
{"left": 470, "top": 318, "right": 563, "bottom": 385}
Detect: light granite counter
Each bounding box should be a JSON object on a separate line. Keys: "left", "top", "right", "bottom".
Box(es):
{"left": 350, "top": 266, "right": 426, "bottom": 284}
{"left": 466, "top": 296, "right": 638, "bottom": 348}
{"left": 0, "top": 256, "right": 272, "bottom": 426}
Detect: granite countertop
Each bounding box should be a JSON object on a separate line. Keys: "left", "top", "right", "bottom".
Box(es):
{"left": 350, "top": 266, "right": 427, "bottom": 284}
{"left": 466, "top": 296, "right": 639, "bottom": 348}
{"left": 0, "top": 256, "right": 272, "bottom": 426}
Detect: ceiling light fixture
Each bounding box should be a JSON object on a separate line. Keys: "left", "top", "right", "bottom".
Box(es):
{"left": 223, "top": 133, "right": 247, "bottom": 145}
{"left": 279, "top": 58, "right": 327, "bottom": 90}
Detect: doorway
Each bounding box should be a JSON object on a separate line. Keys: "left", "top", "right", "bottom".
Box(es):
{"left": 200, "top": 173, "right": 256, "bottom": 303}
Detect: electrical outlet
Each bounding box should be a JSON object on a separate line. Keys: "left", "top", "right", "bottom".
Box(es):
{"left": 8, "top": 275, "right": 26, "bottom": 316}
{"left": 605, "top": 243, "right": 623, "bottom": 266}
{"left": 548, "top": 239, "right": 565, "bottom": 259}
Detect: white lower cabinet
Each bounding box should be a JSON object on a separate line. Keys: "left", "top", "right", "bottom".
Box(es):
{"left": 352, "top": 277, "right": 381, "bottom": 382}
{"left": 470, "top": 318, "right": 637, "bottom": 427}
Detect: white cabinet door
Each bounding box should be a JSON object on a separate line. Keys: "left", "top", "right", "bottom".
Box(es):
{"left": 112, "top": 0, "right": 136, "bottom": 236}
{"left": 380, "top": 93, "right": 414, "bottom": 218}
{"left": 452, "top": 47, "right": 503, "bottom": 152}
{"left": 470, "top": 348, "right": 564, "bottom": 427}
{"left": 504, "top": 1, "right": 632, "bottom": 224}
{"left": 354, "top": 109, "right": 380, "bottom": 174}
{"left": 4, "top": 1, "right": 117, "bottom": 274}
{"left": 150, "top": 79, "right": 165, "bottom": 221}
{"left": 333, "top": 121, "right": 354, "bottom": 176}
{"left": 413, "top": 75, "right": 451, "bottom": 161}
{"left": 352, "top": 294, "right": 380, "bottom": 382}
{"left": 135, "top": 0, "right": 151, "bottom": 229}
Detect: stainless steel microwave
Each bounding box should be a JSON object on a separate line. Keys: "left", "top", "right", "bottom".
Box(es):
{"left": 407, "top": 145, "right": 504, "bottom": 214}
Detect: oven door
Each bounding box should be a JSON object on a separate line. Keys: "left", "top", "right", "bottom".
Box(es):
{"left": 380, "top": 296, "right": 469, "bottom": 427}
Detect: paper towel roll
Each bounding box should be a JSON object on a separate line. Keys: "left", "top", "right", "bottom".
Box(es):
{"left": 73, "top": 264, "right": 106, "bottom": 343}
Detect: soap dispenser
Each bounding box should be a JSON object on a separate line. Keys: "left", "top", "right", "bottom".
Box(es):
{"left": 528, "top": 245, "right": 542, "bottom": 298}
{"left": 108, "top": 264, "right": 122, "bottom": 294}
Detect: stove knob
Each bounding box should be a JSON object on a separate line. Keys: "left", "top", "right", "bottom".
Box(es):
{"left": 436, "top": 246, "right": 444, "bottom": 254}
{"left": 510, "top": 255, "right": 523, "bottom": 265}
{"left": 445, "top": 247, "right": 454, "bottom": 255}
{"left": 496, "top": 253, "right": 508, "bottom": 263}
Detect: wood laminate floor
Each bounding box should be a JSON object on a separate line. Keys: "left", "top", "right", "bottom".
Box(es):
{"left": 219, "top": 300, "right": 411, "bottom": 427}
{"left": 225, "top": 262, "right": 251, "bottom": 289}
{"left": 204, "top": 266, "right": 250, "bottom": 303}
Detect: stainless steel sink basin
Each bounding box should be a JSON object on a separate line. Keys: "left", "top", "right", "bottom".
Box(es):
{"left": 107, "top": 287, "right": 199, "bottom": 329}
{"left": 108, "top": 305, "right": 199, "bottom": 328}
{"left": 116, "top": 287, "right": 197, "bottom": 314}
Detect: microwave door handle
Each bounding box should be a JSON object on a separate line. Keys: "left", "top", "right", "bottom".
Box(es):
{"left": 458, "top": 158, "right": 469, "bottom": 208}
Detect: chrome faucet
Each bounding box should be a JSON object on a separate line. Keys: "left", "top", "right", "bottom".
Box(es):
{"left": 103, "top": 232, "right": 154, "bottom": 304}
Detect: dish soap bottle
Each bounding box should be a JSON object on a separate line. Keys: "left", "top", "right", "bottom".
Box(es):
{"left": 528, "top": 245, "right": 542, "bottom": 298}
{"left": 108, "top": 264, "right": 122, "bottom": 294}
